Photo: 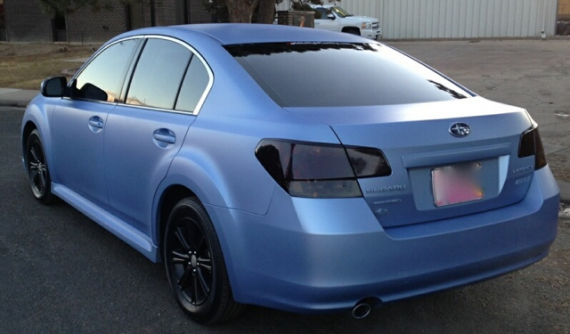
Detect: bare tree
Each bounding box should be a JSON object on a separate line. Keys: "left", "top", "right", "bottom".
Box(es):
{"left": 224, "top": 0, "right": 261, "bottom": 23}
{"left": 37, "top": 0, "right": 115, "bottom": 16}
{"left": 39, "top": 0, "right": 280, "bottom": 25}
{"left": 206, "top": 0, "right": 280, "bottom": 24}
{"left": 254, "top": 0, "right": 276, "bottom": 24}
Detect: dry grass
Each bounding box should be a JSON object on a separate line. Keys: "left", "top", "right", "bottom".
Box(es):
{"left": 0, "top": 43, "right": 99, "bottom": 90}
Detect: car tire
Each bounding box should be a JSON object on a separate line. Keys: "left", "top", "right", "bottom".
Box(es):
{"left": 26, "top": 129, "right": 56, "bottom": 204}
{"left": 163, "top": 197, "right": 244, "bottom": 324}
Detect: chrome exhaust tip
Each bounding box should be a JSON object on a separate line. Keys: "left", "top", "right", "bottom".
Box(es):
{"left": 351, "top": 300, "right": 373, "bottom": 319}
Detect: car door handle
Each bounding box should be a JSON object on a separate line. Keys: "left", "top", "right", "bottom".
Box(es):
{"left": 88, "top": 116, "right": 104, "bottom": 132}
{"left": 153, "top": 129, "right": 176, "bottom": 145}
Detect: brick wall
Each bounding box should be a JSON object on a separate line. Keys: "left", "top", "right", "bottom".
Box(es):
{"left": 3, "top": 0, "right": 214, "bottom": 43}
{"left": 0, "top": 0, "right": 6, "bottom": 40}
{"left": 4, "top": 0, "right": 52, "bottom": 42}
{"left": 155, "top": 0, "right": 178, "bottom": 26}
{"left": 140, "top": 0, "right": 212, "bottom": 26}
{"left": 67, "top": 2, "right": 127, "bottom": 43}
{"left": 188, "top": 0, "right": 212, "bottom": 24}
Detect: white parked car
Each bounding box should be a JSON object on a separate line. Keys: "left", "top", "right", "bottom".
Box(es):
{"left": 311, "top": 5, "right": 381, "bottom": 39}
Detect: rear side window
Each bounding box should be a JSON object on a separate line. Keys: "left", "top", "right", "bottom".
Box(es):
{"left": 175, "top": 56, "right": 210, "bottom": 113}
{"left": 74, "top": 39, "right": 139, "bottom": 102}
{"left": 225, "top": 43, "right": 472, "bottom": 108}
{"left": 126, "top": 38, "right": 192, "bottom": 109}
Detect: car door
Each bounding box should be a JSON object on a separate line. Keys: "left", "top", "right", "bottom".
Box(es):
{"left": 103, "top": 37, "right": 212, "bottom": 232}
{"left": 51, "top": 38, "right": 141, "bottom": 205}
{"left": 314, "top": 7, "right": 340, "bottom": 31}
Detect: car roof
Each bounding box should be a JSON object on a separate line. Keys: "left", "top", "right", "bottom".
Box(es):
{"left": 113, "top": 23, "right": 368, "bottom": 46}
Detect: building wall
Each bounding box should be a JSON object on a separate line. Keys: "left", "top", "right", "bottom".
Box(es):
{"left": 342, "top": 0, "right": 558, "bottom": 39}
{"left": 278, "top": 0, "right": 558, "bottom": 39}
{"left": 189, "top": 0, "right": 212, "bottom": 23}
{"left": 145, "top": 0, "right": 177, "bottom": 26}
{"left": 0, "top": 0, "right": 7, "bottom": 41}
{"left": 3, "top": 0, "right": 52, "bottom": 42}
{"left": 2, "top": 0, "right": 213, "bottom": 43}
{"left": 67, "top": 4, "right": 127, "bottom": 43}
{"left": 136, "top": 0, "right": 211, "bottom": 27}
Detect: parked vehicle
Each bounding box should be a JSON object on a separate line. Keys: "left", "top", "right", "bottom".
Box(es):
{"left": 21, "top": 24, "right": 559, "bottom": 324}
{"left": 311, "top": 4, "right": 381, "bottom": 39}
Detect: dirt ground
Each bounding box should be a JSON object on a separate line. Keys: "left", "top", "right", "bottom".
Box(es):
{"left": 0, "top": 43, "right": 94, "bottom": 57}
{"left": 0, "top": 43, "right": 98, "bottom": 89}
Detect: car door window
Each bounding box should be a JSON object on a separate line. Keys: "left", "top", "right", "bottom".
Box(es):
{"left": 126, "top": 38, "right": 192, "bottom": 109}
{"left": 175, "top": 56, "right": 211, "bottom": 113}
{"left": 74, "top": 39, "right": 139, "bottom": 102}
{"left": 316, "top": 8, "right": 327, "bottom": 19}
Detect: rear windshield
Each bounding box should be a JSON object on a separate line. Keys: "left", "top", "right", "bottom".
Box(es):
{"left": 225, "top": 42, "right": 472, "bottom": 108}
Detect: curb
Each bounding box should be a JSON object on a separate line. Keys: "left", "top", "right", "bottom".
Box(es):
{"left": 0, "top": 88, "right": 38, "bottom": 108}
{"left": 0, "top": 100, "right": 30, "bottom": 108}
{"left": 558, "top": 180, "right": 570, "bottom": 204}
{"left": 560, "top": 201, "right": 570, "bottom": 220}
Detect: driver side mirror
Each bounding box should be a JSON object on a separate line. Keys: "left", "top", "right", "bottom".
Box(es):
{"left": 41, "top": 76, "right": 67, "bottom": 98}
{"left": 327, "top": 13, "right": 335, "bottom": 20}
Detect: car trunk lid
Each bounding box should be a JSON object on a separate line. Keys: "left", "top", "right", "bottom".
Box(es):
{"left": 285, "top": 97, "right": 536, "bottom": 228}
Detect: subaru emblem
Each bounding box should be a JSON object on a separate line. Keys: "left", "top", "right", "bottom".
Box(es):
{"left": 449, "top": 123, "right": 470, "bottom": 137}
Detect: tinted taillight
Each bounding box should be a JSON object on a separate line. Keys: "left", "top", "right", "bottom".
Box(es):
{"left": 518, "top": 126, "right": 547, "bottom": 170}
{"left": 255, "top": 139, "right": 391, "bottom": 198}
{"left": 345, "top": 147, "right": 392, "bottom": 177}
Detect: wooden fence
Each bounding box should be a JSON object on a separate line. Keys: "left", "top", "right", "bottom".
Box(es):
{"left": 560, "top": 0, "right": 570, "bottom": 20}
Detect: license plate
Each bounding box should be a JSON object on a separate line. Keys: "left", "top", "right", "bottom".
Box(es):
{"left": 432, "top": 162, "right": 484, "bottom": 207}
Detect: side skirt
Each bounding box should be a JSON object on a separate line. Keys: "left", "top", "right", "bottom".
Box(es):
{"left": 52, "top": 183, "right": 160, "bottom": 262}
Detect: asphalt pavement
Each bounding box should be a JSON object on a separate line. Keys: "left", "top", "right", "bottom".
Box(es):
{"left": 1, "top": 39, "right": 569, "bottom": 202}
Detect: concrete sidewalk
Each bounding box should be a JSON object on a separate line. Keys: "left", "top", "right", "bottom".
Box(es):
{"left": 0, "top": 88, "right": 39, "bottom": 108}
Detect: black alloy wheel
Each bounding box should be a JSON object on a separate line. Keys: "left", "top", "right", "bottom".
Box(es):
{"left": 163, "top": 197, "right": 244, "bottom": 324}
{"left": 26, "top": 129, "right": 55, "bottom": 204}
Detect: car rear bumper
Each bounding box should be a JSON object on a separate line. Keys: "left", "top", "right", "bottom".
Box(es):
{"left": 207, "top": 166, "right": 559, "bottom": 314}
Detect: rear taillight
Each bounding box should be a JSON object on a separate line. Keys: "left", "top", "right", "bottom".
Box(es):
{"left": 255, "top": 139, "right": 391, "bottom": 198}
{"left": 518, "top": 125, "right": 547, "bottom": 170}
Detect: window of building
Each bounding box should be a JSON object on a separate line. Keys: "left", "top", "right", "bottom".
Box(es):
{"left": 0, "top": 0, "right": 6, "bottom": 41}
{"left": 52, "top": 12, "right": 67, "bottom": 42}
{"left": 126, "top": 2, "right": 144, "bottom": 30}
{"left": 175, "top": 0, "right": 189, "bottom": 24}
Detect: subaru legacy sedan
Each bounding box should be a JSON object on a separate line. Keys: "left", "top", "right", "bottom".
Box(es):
{"left": 21, "top": 24, "right": 559, "bottom": 324}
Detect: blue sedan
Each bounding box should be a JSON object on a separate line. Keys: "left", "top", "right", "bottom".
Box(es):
{"left": 21, "top": 24, "right": 559, "bottom": 324}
